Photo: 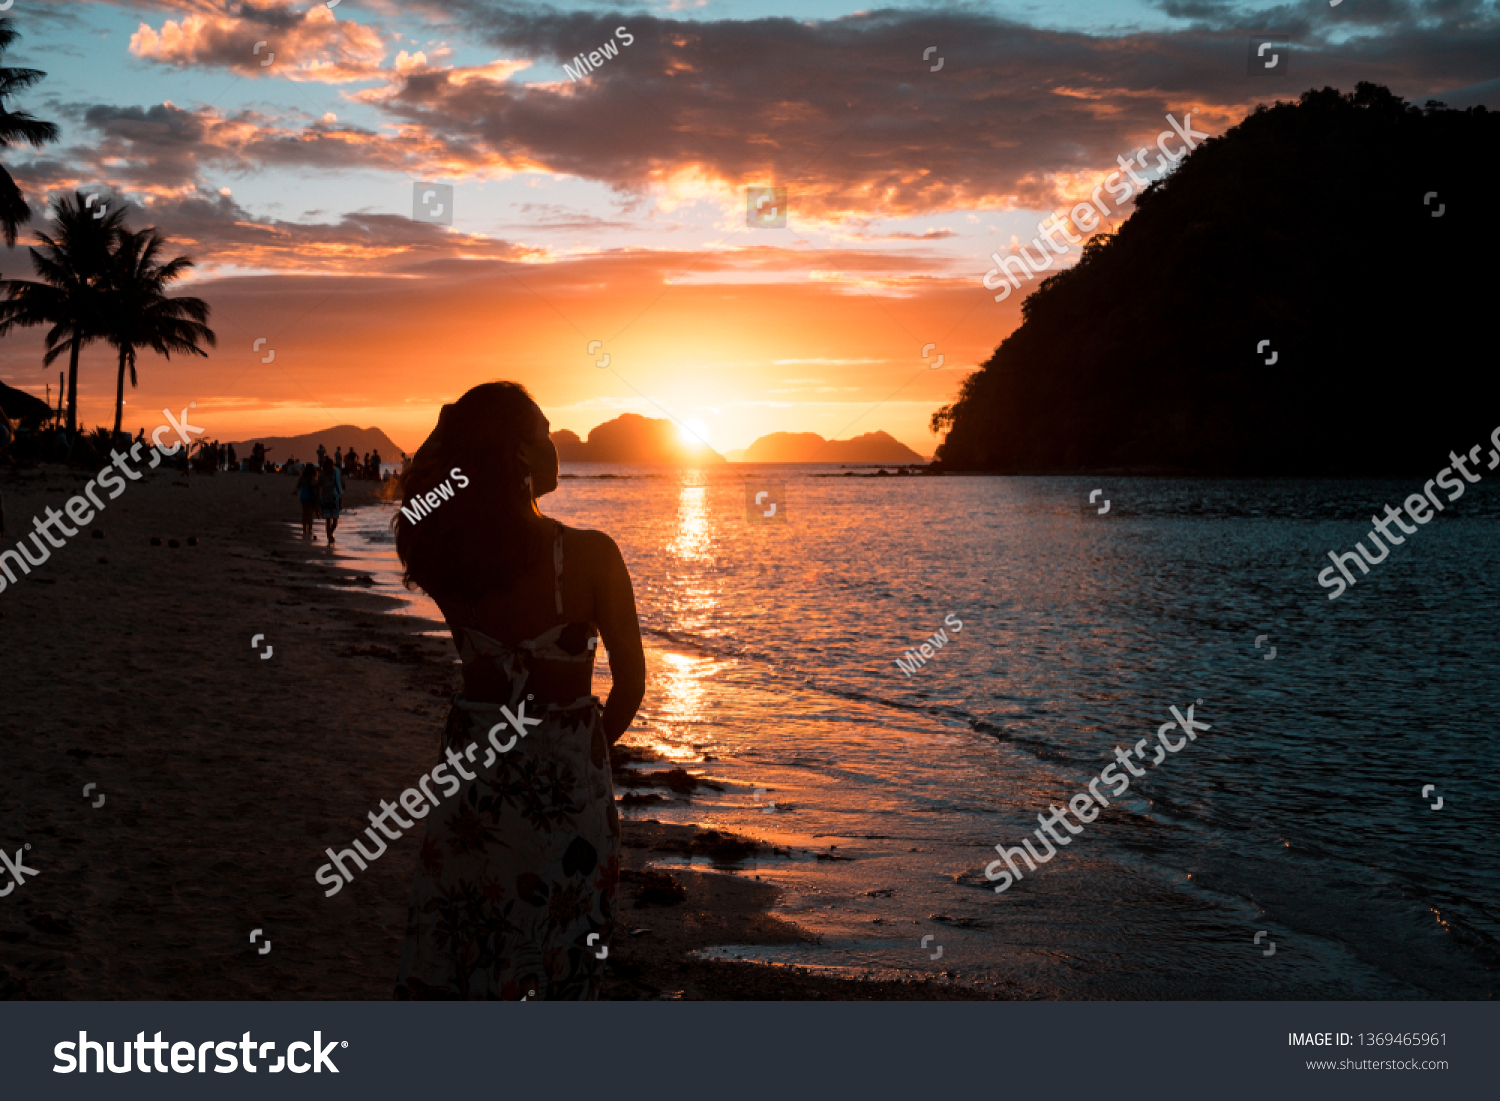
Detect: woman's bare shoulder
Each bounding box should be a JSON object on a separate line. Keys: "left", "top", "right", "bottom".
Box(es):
{"left": 559, "top": 524, "right": 624, "bottom": 564}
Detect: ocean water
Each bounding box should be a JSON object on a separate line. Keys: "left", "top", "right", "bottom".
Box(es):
{"left": 321, "top": 465, "right": 1500, "bottom": 999}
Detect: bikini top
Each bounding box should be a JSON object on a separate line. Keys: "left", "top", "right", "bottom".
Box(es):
{"left": 452, "top": 521, "right": 598, "bottom": 668}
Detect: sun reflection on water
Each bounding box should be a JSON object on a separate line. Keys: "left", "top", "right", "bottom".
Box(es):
{"left": 663, "top": 475, "right": 723, "bottom": 641}
{"left": 668, "top": 477, "right": 712, "bottom": 563}
{"left": 658, "top": 650, "right": 712, "bottom": 720}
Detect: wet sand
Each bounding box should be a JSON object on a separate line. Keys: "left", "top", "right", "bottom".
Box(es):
{"left": 0, "top": 464, "right": 997, "bottom": 1000}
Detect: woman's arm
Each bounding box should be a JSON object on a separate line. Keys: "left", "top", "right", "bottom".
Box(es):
{"left": 592, "top": 534, "right": 645, "bottom": 745}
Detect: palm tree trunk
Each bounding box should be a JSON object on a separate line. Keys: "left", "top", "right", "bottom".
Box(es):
{"left": 113, "top": 348, "right": 126, "bottom": 440}
{"left": 64, "top": 334, "right": 81, "bottom": 461}
{"left": 65, "top": 334, "right": 80, "bottom": 436}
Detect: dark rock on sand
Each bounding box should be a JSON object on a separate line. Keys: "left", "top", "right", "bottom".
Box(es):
{"left": 618, "top": 792, "right": 672, "bottom": 806}
{"left": 621, "top": 869, "right": 688, "bottom": 907}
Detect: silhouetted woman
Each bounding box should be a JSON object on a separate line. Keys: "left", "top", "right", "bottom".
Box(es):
{"left": 295, "top": 462, "right": 319, "bottom": 540}
{"left": 392, "top": 381, "right": 645, "bottom": 1000}
{"left": 318, "top": 455, "right": 343, "bottom": 543}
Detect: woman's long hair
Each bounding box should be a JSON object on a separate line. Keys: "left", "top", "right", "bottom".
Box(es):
{"left": 394, "top": 381, "right": 546, "bottom": 613}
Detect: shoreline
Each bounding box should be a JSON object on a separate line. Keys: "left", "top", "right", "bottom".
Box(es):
{"left": 0, "top": 464, "right": 997, "bottom": 1000}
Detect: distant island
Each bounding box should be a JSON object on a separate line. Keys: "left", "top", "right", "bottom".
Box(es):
{"left": 931, "top": 84, "right": 1495, "bottom": 475}
{"left": 739, "top": 430, "right": 925, "bottom": 464}
{"left": 550, "top": 417, "right": 925, "bottom": 463}
{"left": 226, "top": 425, "right": 404, "bottom": 463}
{"left": 9, "top": 406, "right": 927, "bottom": 468}
{"left": 551, "top": 413, "right": 725, "bottom": 464}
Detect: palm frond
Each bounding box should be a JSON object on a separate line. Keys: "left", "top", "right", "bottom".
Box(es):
{"left": 0, "top": 20, "right": 59, "bottom": 245}
{"left": 0, "top": 67, "right": 50, "bottom": 98}
{"left": 41, "top": 337, "right": 73, "bottom": 367}
{"left": 0, "top": 163, "right": 30, "bottom": 246}
{"left": 0, "top": 108, "right": 61, "bottom": 149}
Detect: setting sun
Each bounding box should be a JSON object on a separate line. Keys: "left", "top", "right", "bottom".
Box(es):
{"left": 678, "top": 417, "right": 712, "bottom": 447}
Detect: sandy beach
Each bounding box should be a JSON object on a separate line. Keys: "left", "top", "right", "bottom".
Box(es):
{"left": 0, "top": 464, "right": 993, "bottom": 1000}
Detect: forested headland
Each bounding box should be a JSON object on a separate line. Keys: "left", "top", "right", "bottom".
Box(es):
{"left": 932, "top": 84, "right": 1497, "bottom": 475}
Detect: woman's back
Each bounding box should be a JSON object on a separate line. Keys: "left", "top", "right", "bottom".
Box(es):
{"left": 440, "top": 521, "right": 637, "bottom": 709}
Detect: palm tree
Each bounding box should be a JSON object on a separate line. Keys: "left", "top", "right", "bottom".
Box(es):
{"left": 103, "top": 227, "right": 216, "bottom": 438}
{"left": 0, "top": 18, "right": 59, "bottom": 246}
{"left": 0, "top": 192, "right": 125, "bottom": 437}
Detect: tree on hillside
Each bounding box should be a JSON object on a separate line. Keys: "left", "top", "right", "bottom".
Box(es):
{"left": 103, "top": 227, "right": 216, "bottom": 438}
{"left": 0, "top": 192, "right": 126, "bottom": 438}
{"left": 930, "top": 84, "right": 1496, "bottom": 474}
{"left": 0, "top": 17, "right": 59, "bottom": 246}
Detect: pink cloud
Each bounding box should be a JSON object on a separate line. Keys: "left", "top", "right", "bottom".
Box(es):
{"left": 130, "top": 3, "right": 386, "bottom": 82}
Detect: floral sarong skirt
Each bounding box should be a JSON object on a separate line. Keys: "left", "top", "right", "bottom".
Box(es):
{"left": 394, "top": 695, "right": 619, "bottom": 999}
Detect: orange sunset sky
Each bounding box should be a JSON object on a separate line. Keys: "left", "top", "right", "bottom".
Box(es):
{"left": 3, "top": 1, "right": 1493, "bottom": 455}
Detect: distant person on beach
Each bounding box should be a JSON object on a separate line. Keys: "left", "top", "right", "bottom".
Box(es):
{"left": 227, "top": 442, "right": 237, "bottom": 471}
{"left": 317, "top": 443, "right": 326, "bottom": 466}
{"left": 318, "top": 455, "right": 343, "bottom": 543}
{"left": 391, "top": 381, "right": 645, "bottom": 1000}
{"left": 296, "top": 462, "right": 320, "bottom": 540}
{"left": 0, "top": 403, "right": 11, "bottom": 538}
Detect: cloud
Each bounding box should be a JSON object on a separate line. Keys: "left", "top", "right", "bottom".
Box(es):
{"left": 130, "top": 2, "right": 386, "bottom": 82}
{"left": 38, "top": 2, "right": 1500, "bottom": 231}
{"left": 132, "top": 190, "right": 537, "bottom": 271}
{"left": 352, "top": 5, "right": 1500, "bottom": 219}
{"left": 29, "top": 100, "right": 456, "bottom": 198}
{"left": 501, "top": 202, "right": 638, "bottom": 231}
{"left": 872, "top": 229, "right": 958, "bottom": 241}
{"left": 1, "top": 162, "right": 537, "bottom": 273}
